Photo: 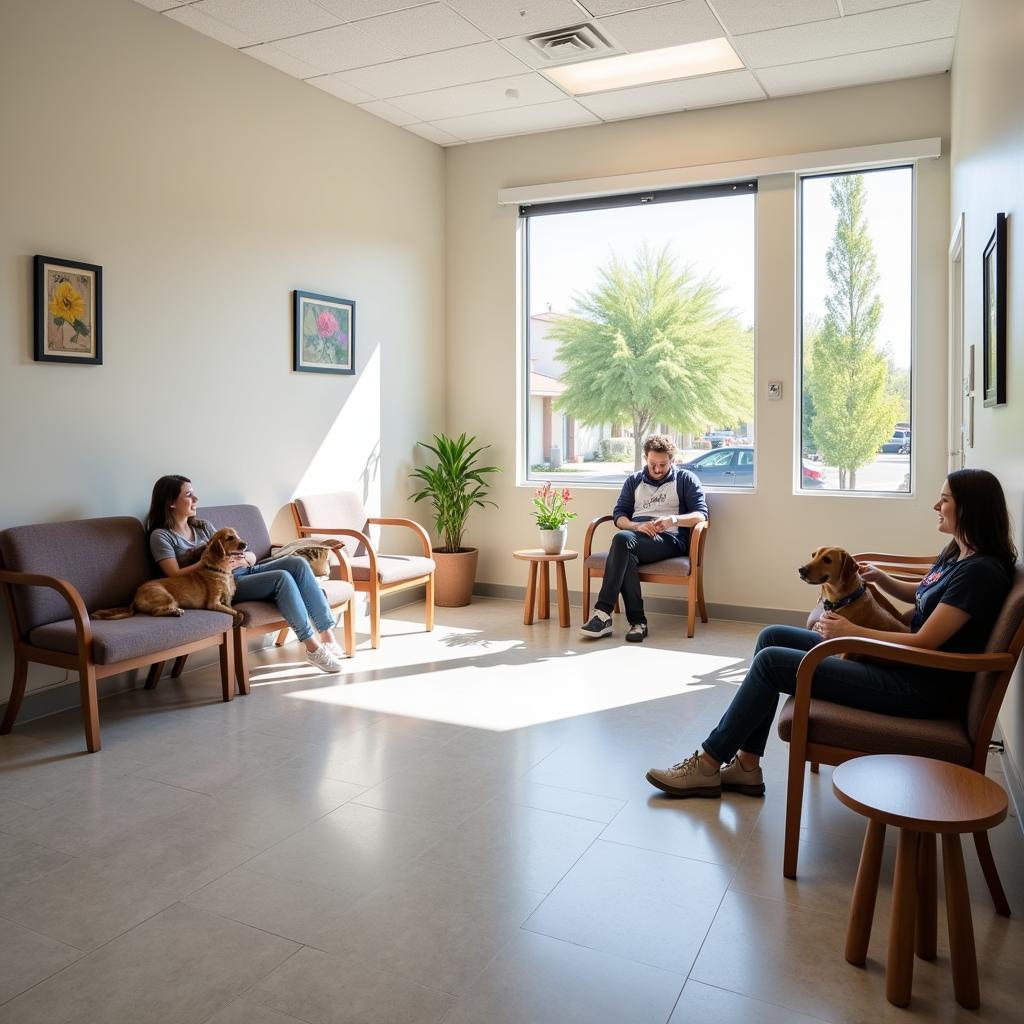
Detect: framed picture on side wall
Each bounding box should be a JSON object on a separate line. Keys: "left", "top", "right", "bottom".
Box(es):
{"left": 982, "top": 213, "right": 1006, "bottom": 407}
{"left": 294, "top": 290, "right": 355, "bottom": 375}
{"left": 34, "top": 255, "right": 103, "bottom": 365}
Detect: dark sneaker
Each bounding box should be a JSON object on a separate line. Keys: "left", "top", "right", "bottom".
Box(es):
{"left": 625, "top": 622, "right": 648, "bottom": 643}
{"left": 721, "top": 757, "right": 766, "bottom": 797}
{"left": 646, "top": 751, "right": 721, "bottom": 798}
{"left": 579, "top": 614, "right": 612, "bottom": 639}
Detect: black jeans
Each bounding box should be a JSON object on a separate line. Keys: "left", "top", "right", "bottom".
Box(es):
{"left": 702, "top": 625, "right": 967, "bottom": 762}
{"left": 595, "top": 530, "right": 685, "bottom": 625}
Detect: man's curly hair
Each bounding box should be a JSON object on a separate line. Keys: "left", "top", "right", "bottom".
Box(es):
{"left": 642, "top": 434, "right": 676, "bottom": 458}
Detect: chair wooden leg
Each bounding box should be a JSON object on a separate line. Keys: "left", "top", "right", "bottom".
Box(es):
{"left": 170, "top": 655, "right": 188, "bottom": 678}
{"left": 973, "top": 829, "right": 1010, "bottom": 916}
{"left": 0, "top": 655, "right": 29, "bottom": 734}
{"left": 144, "top": 662, "right": 164, "bottom": 689}
{"left": 425, "top": 573, "right": 435, "bottom": 632}
{"left": 916, "top": 832, "right": 937, "bottom": 961}
{"left": 846, "top": 819, "right": 886, "bottom": 965}
{"left": 686, "top": 576, "right": 697, "bottom": 638}
{"left": 783, "top": 754, "right": 806, "bottom": 878}
{"left": 342, "top": 601, "right": 356, "bottom": 658}
{"left": 273, "top": 628, "right": 289, "bottom": 647}
{"left": 539, "top": 562, "right": 550, "bottom": 620}
{"left": 943, "top": 833, "right": 980, "bottom": 1009}
{"left": 887, "top": 828, "right": 921, "bottom": 1007}
{"left": 370, "top": 588, "right": 381, "bottom": 649}
{"left": 78, "top": 661, "right": 101, "bottom": 753}
{"left": 582, "top": 570, "right": 591, "bottom": 621}
{"left": 556, "top": 562, "right": 570, "bottom": 628}
{"left": 697, "top": 568, "right": 708, "bottom": 623}
{"left": 224, "top": 626, "right": 239, "bottom": 700}
{"left": 523, "top": 562, "right": 538, "bottom": 626}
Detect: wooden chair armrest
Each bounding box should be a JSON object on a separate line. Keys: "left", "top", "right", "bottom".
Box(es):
{"left": 328, "top": 546, "right": 354, "bottom": 585}
{"left": 0, "top": 569, "right": 93, "bottom": 651}
{"left": 366, "top": 517, "right": 433, "bottom": 558}
{"left": 583, "top": 515, "right": 615, "bottom": 559}
{"left": 690, "top": 519, "right": 709, "bottom": 567}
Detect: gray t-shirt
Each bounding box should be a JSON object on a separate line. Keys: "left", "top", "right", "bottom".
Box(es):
{"left": 149, "top": 520, "right": 215, "bottom": 568}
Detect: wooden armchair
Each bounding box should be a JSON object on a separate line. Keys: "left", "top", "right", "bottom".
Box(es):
{"left": 582, "top": 517, "right": 709, "bottom": 637}
{"left": 779, "top": 556, "right": 1024, "bottom": 918}
{"left": 291, "top": 493, "right": 435, "bottom": 649}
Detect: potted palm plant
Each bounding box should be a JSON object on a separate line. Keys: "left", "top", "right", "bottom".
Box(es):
{"left": 410, "top": 433, "right": 500, "bottom": 607}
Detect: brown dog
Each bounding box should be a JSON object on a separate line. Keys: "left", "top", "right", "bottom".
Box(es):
{"left": 800, "top": 546, "right": 909, "bottom": 632}
{"left": 94, "top": 528, "right": 247, "bottom": 625}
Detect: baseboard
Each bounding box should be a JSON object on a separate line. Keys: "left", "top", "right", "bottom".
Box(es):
{"left": 471, "top": 581, "right": 808, "bottom": 627}
{"left": 1000, "top": 733, "right": 1024, "bottom": 836}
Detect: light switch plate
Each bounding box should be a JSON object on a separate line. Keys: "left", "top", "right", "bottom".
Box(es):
{"left": 767, "top": 380, "right": 783, "bottom": 401}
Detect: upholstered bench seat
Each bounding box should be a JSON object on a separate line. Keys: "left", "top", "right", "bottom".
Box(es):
{"left": 584, "top": 551, "right": 692, "bottom": 578}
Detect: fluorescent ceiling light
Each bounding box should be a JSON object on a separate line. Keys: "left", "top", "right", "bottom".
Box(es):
{"left": 544, "top": 38, "right": 743, "bottom": 96}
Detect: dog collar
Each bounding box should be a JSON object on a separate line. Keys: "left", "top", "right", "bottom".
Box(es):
{"left": 822, "top": 584, "right": 866, "bottom": 612}
{"left": 205, "top": 565, "right": 232, "bottom": 576}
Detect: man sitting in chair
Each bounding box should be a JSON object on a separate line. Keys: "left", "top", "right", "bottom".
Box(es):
{"left": 580, "top": 434, "right": 708, "bottom": 643}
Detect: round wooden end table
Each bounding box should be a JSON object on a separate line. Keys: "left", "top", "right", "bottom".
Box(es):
{"left": 832, "top": 754, "right": 1007, "bottom": 1010}
{"left": 512, "top": 549, "right": 578, "bottom": 628}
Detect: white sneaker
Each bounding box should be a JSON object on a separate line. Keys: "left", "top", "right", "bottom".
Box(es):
{"left": 305, "top": 645, "right": 343, "bottom": 674}
{"left": 325, "top": 641, "right": 347, "bottom": 661}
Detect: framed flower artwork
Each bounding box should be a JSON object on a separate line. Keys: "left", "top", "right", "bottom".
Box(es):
{"left": 982, "top": 213, "right": 1007, "bottom": 408}
{"left": 34, "top": 255, "right": 102, "bottom": 365}
{"left": 294, "top": 290, "right": 355, "bottom": 375}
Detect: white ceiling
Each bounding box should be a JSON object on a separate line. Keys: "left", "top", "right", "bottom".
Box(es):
{"left": 133, "top": 0, "right": 960, "bottom": 145}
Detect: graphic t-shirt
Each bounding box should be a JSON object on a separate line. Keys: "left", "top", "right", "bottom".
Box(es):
{"left": 910, "top": 552, "right": 1012, "bottom": 654}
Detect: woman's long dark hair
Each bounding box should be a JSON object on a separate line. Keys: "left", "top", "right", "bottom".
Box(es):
{"left": 941, "top": 469, "right": 1018, "bottom": 566}
{"left": 144, "top": 475, "right": 202, "bottom": 536}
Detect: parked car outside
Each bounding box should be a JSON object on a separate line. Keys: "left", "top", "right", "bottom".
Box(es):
{"left": 678, "top": 446, "right": 824, "bottom": 488}
{"left": 880, "top": 428, "right": 911, "bottom": 454}
{"left": 704, "top": 430, "right": 735, "bottom": 448}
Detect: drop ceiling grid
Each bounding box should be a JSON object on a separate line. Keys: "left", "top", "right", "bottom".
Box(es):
{"left": 136, "top": 0, "right": 960, "bottom": 145}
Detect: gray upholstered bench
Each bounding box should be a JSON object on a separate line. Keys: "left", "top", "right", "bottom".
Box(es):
{"left": 0, "top": 517, "right": 236, "bottom": 753}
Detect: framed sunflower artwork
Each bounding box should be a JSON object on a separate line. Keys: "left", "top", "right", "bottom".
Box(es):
{"left": 294, "top": 290, "right": 355, "bottom": 375}
{"left": 34, "top": 255, "right": 103, "bottom": 365}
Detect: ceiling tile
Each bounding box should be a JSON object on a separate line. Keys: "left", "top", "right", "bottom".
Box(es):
{"left": 710, "top": 0, "right": 840, "bottom": 36}
{"left": 191, "top": 0, "right": 341, "bottom": 44}
{"left": 404, "top": 122, "right": 465, "bottom": 145}
{"left": 757, "top": 36, "right": 954, "bottom": 95}
{"left": 164, "top": 5, "right": 258, "bottom": 47}
{"left": 352, "top": 3, "right": 487, "bottom": 58}
{"left": 578, "top": 67, "right": 765, "bottom": 119}
{"left": 306, "top": 74, "right": 378, "bottom": 104}
{"left": 273, "top": 23, "right": 402, "bottom": 72}
{"left": 432, "top": 99, "right": 600, "bottom": 140}
{"left": 358, "top": 99, "right": 421, "bottom": 125}
{"left": 242, "top": 43, "right": 324, "bottom": 78}
{"left": 389, "top": 72, "right": 566, "bottom": 121}
{"left": 598, "top": 1, "right": 724, "bottom": 52}
{"left": 733, "top": 0, "right": 960, "bottom": 68}
{"left": 579, "top": 1, "right": 678, "bottom": 14}
{"left": 339, "top": 41, "right": 529, "bottom": 96}
{"left": 843, "top": 0, "right": 931, "bottom": 12}
{"left": 444, "top": 0, "right": 592, "bottom": 38}
{"left": 317, "top": 1, "right": 430, "bottom": 19}
{"left": 133, "top": 0, "right": 185, "bottom": 11}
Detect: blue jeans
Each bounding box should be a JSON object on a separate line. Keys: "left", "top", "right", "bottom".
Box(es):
{"left": 596, "top": 530, "right": 687, "bottom": 624}
{"left": 702, "top": 625, "right": 967, "bottom": 762}
{"left": 233, "top": 555, "right": 334, "bottom": 643}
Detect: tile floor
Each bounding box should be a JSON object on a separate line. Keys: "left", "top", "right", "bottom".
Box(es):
{"left": 0, "top": 598, "right": 1022, "bottom": 1023}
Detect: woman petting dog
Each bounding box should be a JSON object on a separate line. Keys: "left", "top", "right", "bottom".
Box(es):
{"left": 146, "top": 475, "right": 346, "bottom": 675}
{"left": 647, "top": 469, "right": 1017, "bottom": 798}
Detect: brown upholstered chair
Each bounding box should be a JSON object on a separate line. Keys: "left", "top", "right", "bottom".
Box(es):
{"left": 582, "top": 517, "right": 709, "bottom": 637}
{"left": 290, "top": 493, "right": 435, "bottom": 649}
{"left": 779, "top": 556, "right": 1024, "bottom": 918}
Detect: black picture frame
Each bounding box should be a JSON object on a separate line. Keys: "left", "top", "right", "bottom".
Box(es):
{"left": 34, "top": 255, "right": 103, "bottom": 365}
{"left": 982, "top": 213, "right": 1007, "bottom": 407}
{"left": 294, "top": 290, "right": 356, "bottom": 375}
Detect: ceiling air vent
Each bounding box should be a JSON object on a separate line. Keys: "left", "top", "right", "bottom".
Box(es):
{"left": 518, "top": 23, "right": 619, "bottom": 66}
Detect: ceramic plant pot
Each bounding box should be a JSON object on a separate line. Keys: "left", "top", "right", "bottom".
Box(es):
{"left": 538, "top": 527, "right": 567, "bottom": 555}
{"left": 432, "top": 547, "right": 479, "bottom": 607}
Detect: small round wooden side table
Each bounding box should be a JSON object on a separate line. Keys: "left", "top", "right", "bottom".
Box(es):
{"left": 832, "top": 754, "right": 1007, "bottom": 1009}
{"left": 512, "top": 549, "right": 578, "bottom": 628}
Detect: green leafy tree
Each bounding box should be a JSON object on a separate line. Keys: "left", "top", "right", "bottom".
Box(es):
{"left": 549, "top": 245, "right": 753, "bottom": 470}
{"left": 808, "top": 176, "right": 900, "bottom": 489}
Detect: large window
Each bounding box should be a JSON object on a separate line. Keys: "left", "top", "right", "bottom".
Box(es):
{"left": 521, "top": 183, "right": 756, "bottom": 488}
{"left": 800, "top": 166, "right": 913, "bottom": 493}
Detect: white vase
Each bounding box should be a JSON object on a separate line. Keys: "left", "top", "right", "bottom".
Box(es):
{"left": 539, "top": 527, "right": 567, "bottom": 555}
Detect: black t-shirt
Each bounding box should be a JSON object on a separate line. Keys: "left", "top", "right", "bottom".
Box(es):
{"left": 910, "top": 552, "right": 1012, "bottom": 653}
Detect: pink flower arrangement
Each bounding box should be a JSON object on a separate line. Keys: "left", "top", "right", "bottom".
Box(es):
{"left": 316, "top": 310, "right": 340, "bottom": 340}
{"left": 531, "top": 481, "right": 577, "bottom": 530}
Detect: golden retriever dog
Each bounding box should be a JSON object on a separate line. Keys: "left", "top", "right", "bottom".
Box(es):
{"left": 94, "top": 528, "right": 247, "bottom": 625}
{"left": 800, "top": 546, "right": 909, "bottom": 633}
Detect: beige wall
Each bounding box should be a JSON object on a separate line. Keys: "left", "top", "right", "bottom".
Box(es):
{"left": 950, "top": 0, "right": 1024, "bottom": 776}
{"left": 0, "top": 0, "right": 446, "bottom": 704}
{"left": 446, "top": 76, "right": 951, "bottom": 615}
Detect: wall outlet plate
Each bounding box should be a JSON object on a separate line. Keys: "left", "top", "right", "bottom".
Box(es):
{"left": 767, "top": 380, "right": 783, "bottom": 401}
